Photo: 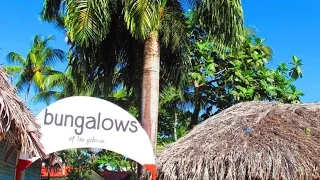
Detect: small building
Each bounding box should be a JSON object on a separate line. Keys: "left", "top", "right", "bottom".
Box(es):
{"left": 0, "top": 68, "right": 44, "bottom": 180}
{"left": 0, "top": 140, "right": 41, "bottom": 180}
{"left": 98, "top": 170, "right": 132, "bottom": 180}
{"left": 40, "top": 166, "right": 104, "bottom": 180}
{"left": 40, "top": 166, "right": 132, "bottom": 180}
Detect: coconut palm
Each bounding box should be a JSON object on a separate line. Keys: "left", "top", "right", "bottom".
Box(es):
{"left": 32, "top": 65, "right": 95, "bottom": 105}
{"left": 41, "top": 0, "right": 244, "bottom": 150}
{"left": 4, "top": 34, "right": 65, "bottom": 100}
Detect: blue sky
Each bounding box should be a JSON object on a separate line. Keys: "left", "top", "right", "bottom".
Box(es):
{"left": 0, "top": 0, "right": 319, "bottom": 114}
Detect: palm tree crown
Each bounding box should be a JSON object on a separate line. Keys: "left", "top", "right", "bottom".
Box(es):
{"left": 4, "top": 34, "right": 65, "bottom": 100}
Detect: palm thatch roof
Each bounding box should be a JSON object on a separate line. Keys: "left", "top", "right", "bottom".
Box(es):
{"left": 153, "top": 101, "right": 320, "bottom": 180}
{"left": 0, "top": 68, "right": 45, "bottom": 160}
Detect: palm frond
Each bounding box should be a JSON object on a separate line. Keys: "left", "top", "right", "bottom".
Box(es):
{"left": 160, "top": 86, "right": 182, "bottom": 104}
{"left": 159, "top": 0, "right": 188, "bottom": 52}
{"left": 31, "top": 90, "right": 61, "bottom": 105}
{"left": 188, "top": 0, "right": 244, "bottom": 48}
{"left": 32, "top": 71, "right": 45, "bottom": 91}
{"left": 43, "top": 48, "right": 66, "bottom": 65}
{"left": 15, "top": 74, "right": 29, "bottom": 93}
{"left": 32, "top": 34, "right": 42, "bottom": 47}
{"left": 157, "top": 0, "right": 190, "bottom": 88}
{"left": 28, "top": 52, "right": 38, "bottom": 66}
{"left": 44, "top": 70, "right": 71, "bottom": 89}
{"left": 67, "top": 4, "right": 143, "bottom": 97}
{"left": 6, "top": 52, "right": 27, "bottom": 65}
{"left": 28, "top": 35, "right": 65, "bottom": 66}
{"left": 78, "top": 82, "right": 96, "bottom": 96}
{"left": 123, "top": 0, "right": 166, "bottom": 40}
{"left": 65, "top": 0, "right": 116, "bottom": 46}
{"left": 51, "top": 14, "right": 67, "bottom": 31}
{"left": 3, "top": 66, "right": 23, "bottom": 75}
{"left": 42, "top": 35, "right": 55, "bottom": 47}
{"left": 41, "top": 0, "right": 64, "bottom": 21}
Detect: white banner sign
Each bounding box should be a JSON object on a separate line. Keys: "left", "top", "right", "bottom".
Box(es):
{"left": 37, "top": 96, "right": 155, "bottom": 165}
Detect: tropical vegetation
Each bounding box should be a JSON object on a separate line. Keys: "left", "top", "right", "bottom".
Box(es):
{"left": 3, "top": 34, "right": 65, "bottom": 100}
{"left": 40, "top": 0, "right": 245, "bottom": 151}
{"left": 2, "top": 1, "right": 305, "bottom": 179}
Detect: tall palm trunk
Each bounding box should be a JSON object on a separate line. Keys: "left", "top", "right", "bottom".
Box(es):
{"left": 25, "top": 81, "right": 32, "bottom": 101}
{"left": 141, "top": 31, "right": 160, "bottom": 151}
{"left": 76, "top": 149, "right": 82, "bottom": 179}
{"left": 189, "top": 80, "right": 200, "bottom": 130}
{"left": 174, "top": 109, "right": 178, "bottom": 141}
{"left": 47, "top": 170, "right": 50, "bottom": 180}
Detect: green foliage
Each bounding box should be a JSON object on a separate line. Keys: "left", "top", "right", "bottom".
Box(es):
{"left": 42, "top": 0, "right": 116, "bottom": 47}
{"left": 124, "top": 0, "right": 166, "bottom": 40}
{"left": 159, "top": 0, "right": 187, "bottom": 52}
{"left": 41, "top": 0, "right": 244, "bottom": 48}
{"left": 3, "top": 34, "right": 65, "bottom": 99}
{"left": 9, "top": 4, "right": 303, "bottom": 174}
{"left": 152, "top": 14, "right": 305, "bottom": 133}
{"left": 104, "top": 88, "right": 140, "bottom": 118}
{"left": 33, "top": 67, "right": 139, "bottom": 177}
{"left": 185, "top": 18, "right": 304, "bottom": 126}
{"left": 61, "top": 149, "right": 93, "bottom": 180}
{"left": 93, "top": 150, "right": 135, "bottom": 172}
{"left": 40, "top": 0, "right": 245, "bottom": 99}
{"left": 31, "top": 65, "right": 95, "bottom": 105}
{"left": 141, "top": 13, "right": 305, "bottom": 143}
{"left": 41, "top": 0, "right": 189, "bottom": 99}
{"left": 157, "top": 86, "right": 189, "bottom": 146}
{"left": 191, "top": 0, "right": 245, "bottom": 49}
{"left": 218, "top": 35, "right": 304, "bottom": 106}
{"left": 289, "top": 55, "right": 303, "bottom": 80}
{"left": 66, "top": 169, "right": 91, "bottom": 180}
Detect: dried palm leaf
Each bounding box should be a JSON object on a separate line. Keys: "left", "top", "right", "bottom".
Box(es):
{"left": 147, "top": 101, "right": 320, "bottom": 180}
{"left": 0, "top": 68, "right": 45, "bottom": 159}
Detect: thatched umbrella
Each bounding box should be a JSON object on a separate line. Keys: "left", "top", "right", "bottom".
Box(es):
{"left": 0, "top": 68, "right": 45, "bottom": 160}
{"left": 154, "top": 101, "right": 320, "bottom": 180}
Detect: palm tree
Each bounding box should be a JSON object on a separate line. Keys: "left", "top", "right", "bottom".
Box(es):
{"left": 43, "top": 152, "right": 63, "bottom": 180}
{"left": 159, "top": 86, "right": 186, "bottom": 141}
{"left": 4, "top": 34, "right": 65, "bottom": 100}
{"left": 32, "top": 65, "right": 95, "bottom": 105}
{"left": 41, "top": 0, "right": 244, "bottom": 150}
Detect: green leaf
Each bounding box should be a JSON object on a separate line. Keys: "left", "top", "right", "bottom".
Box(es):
{"left": 207, "top": 63, "right": 215, "bottom": 75}
{"left": 254, "top": 37, "right": 263, "bottom": 44}
{"left": 3, "top": 66, "right": 23, "bottom": 75}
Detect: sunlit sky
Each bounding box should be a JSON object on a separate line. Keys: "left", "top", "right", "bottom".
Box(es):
{"left": 1, "top": 0, "right": 319, "bottom": 114}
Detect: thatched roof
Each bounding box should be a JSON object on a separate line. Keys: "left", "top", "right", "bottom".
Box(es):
{"left": 154, "top": 101, "right": 320, "bottom": 180}
{"left": 0, "top": 68, "right": 45, "bottom": 159}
